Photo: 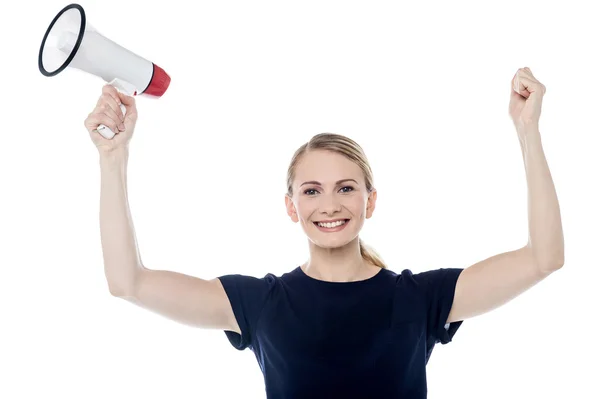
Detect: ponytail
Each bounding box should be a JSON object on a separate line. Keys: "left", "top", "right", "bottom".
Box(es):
{"left": 359, "top": 238, "right": 387, "bottom": 269}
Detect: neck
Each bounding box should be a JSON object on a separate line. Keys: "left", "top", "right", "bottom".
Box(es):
{"left": 302, "top": 236, "right": 373, "bottom": 282}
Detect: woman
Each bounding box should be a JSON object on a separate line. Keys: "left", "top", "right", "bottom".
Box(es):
{"left": 85, "top": 67, "right": 564, "bottom": 398}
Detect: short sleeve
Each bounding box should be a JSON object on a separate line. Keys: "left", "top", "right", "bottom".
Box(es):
{"left": 413, "top": 268, "right": 464, "bottom": 346}
{"left": 217, "top": 273, "right": 275, "bottom": 351}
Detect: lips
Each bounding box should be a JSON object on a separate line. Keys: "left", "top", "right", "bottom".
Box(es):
{"left": 313, "top": 219, "right": 350, "bottom": 226}
{"left": 314, "top": 218, "right": 349, "bottom": 224}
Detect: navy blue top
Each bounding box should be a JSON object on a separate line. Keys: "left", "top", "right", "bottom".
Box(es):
{"left": 218, "top": 265, "right": 464, "bottom": 398}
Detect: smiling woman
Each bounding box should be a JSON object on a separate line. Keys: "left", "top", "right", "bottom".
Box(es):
{"left": 214, "top": 132, "right": 466, "bottom": 398}
{"left": 94, "top": 68, "right": 564, "bottom": 398}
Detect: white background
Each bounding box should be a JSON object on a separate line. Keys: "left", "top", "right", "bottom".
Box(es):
{"left": 1, "top": 0, "right": 598, "bottom": 398}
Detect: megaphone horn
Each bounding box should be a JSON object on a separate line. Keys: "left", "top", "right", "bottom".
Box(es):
{"left": 39, "top": 3, "right": 171, "bottom": 139}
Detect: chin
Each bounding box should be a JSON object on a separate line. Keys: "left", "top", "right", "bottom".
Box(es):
{"left": 312, "top": 235, "right": 357, "bottom": 249}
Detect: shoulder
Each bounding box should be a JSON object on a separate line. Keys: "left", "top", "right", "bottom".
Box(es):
{"left": 218, "top": 270, "right": 281, "bottom": 293}
{"left": 217, "top": 268, "right": 295, "bottom": 301}
{"left": 394, "top": 267, "right": 463, "bottom": 287}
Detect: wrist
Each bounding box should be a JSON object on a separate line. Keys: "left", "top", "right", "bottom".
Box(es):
{"left": 517, "top": 124, "right": 542, "bottom": 147}
{"left": 99, "top": 147, "right": 129, "bottom": 168}
{"left": 517, "top": 122, "right": 540, "bottom": 135}
{"left": 519, "top": 129, "right": 544, "bottom": 159}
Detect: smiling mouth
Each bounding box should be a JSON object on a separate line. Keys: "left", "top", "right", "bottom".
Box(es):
{"left": 313, "top": 219, "right": 350, "bottom": 227}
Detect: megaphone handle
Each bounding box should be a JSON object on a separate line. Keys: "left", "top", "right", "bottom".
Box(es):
{"left": 96, "top": 79, "right": 136, "bottom": 140}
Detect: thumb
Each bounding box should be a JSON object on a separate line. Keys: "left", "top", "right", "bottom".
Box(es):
{"left": 512, "top": 75, "right": 531, "bottom": 99}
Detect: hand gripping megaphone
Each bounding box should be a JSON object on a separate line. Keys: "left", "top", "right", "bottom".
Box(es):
{"left": 38, "top": 3, "right": 171, "bottom": 139}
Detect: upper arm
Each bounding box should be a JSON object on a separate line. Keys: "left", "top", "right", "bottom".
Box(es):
{"left": 116, "top": 267, "right": 241, "bottom": 334}
{"left": 446, "top": 245, "right": 560, "bottom": 324}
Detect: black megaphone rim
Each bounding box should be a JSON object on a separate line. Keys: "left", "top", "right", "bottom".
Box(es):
{"left": 38, "top": 3, "right": 86, "bottom": 77}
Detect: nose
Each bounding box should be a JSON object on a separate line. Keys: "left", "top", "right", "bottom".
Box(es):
{"left": 319, "top": 192, "right": 342, "bottom": 215}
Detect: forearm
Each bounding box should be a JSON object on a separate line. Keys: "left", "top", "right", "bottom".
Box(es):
{"left": 99, "top": 147, "right": 143, "bottom": 294}
{"left": 519, "top": 125, "right": 564, "bottom": 270}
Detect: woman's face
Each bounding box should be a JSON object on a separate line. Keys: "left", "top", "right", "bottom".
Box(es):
{"left": 286, "top": 150, "right": 377, "bottom": 249}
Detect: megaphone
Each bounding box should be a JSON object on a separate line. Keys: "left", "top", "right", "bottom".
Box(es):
{"left": 38, "top": 3, "right": 171, "bottom": 139}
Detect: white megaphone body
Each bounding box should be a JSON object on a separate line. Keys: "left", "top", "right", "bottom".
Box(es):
{"left": 39, "top": 3, "right": 171, "bottom": 139}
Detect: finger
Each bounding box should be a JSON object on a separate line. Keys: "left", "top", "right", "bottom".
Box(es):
{"left": 519, "top": 67, "right": 543, "bottom": 86}
{"left": 96, "top": 93, "right": 123, "bottom": 120}
{"left": 520, "top": 66, "right": 532, "bottom": 76}
{"left": 116, "top": 91, "right": 136, "bottom": 113}
{"left": 97, "top": 102, "right": 123, "bottom": 124}
{"left": 513, "top": 74, "right": 527, "bottom": 97}
{"left": 516, "top": 75, "right": 545, "bottom": 96}
{"left": 523, "top": 67, "right": 539, "bottom": 81}
{"left": 102, "top": 84, "right": 122, "bottom": 107}
{"left": 87, "top": 113, "right": 121, "bottom": 135}
{"left": 520, "top": 68, "right": 546, "bottom": 94}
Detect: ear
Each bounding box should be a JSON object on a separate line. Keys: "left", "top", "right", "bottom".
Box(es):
{"left": 366, "top": 189, "right": 377, "bottom": 219}
{"left": 285, "top": 194, "right": 299, "bottom": 223}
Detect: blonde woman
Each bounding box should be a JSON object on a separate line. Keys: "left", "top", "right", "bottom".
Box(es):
{"left": 85, "top": 67, "right": 563, "bottom": 398}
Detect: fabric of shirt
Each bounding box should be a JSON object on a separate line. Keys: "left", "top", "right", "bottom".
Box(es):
{"left": 217, "top": 265, "right": 464, "bottom": 398}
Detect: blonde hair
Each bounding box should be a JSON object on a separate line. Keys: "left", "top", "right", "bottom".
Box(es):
{"left": 286, "top": 133, "right": 387, "bottom": 269}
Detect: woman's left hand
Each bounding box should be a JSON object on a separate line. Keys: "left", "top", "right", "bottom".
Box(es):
{"left": 509, "top": 67, "right": 546, "bottom": 133}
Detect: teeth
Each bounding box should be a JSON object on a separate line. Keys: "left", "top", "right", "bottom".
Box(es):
{"left": 317, "top": 220, "right": 347, "bottom": 228}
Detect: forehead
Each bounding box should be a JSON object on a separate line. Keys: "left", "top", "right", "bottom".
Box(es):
{"left": 295, "top": 150, "right": 363, "bottom": 183}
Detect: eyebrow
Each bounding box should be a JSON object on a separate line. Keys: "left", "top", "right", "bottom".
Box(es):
{"left": 300, "top": 179, "right": 359, "bottom": 187}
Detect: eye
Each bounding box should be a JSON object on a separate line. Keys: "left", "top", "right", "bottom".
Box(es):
{"left": 303, "top": 186, "right": 355, "bottom": 195}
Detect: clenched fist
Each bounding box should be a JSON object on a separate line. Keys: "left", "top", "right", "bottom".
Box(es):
{"left": 84, "top": 84, "right": 138, "bottom": 153}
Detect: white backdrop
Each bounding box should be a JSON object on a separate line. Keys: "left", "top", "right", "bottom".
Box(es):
{"left": 1, "top": 0, "right": 598, "bottom": 398}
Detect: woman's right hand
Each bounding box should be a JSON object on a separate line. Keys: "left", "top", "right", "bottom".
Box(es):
{"left": 84, "top": 84, "right": 138, "bottom": 153}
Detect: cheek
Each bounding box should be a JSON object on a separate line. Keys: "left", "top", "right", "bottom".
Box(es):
{"left": 294, "top": 205, "right": 310, "bottom": 223}
{"left": 295, "top": 198, "right": 311, "bottom": 215}
{"left": 351, "top": 199, "right": 368, "bottom": 214}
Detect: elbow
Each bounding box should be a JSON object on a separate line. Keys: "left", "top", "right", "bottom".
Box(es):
{"left": 107, "top": 276, "right": 137, "bottom": 297}
{"left": 549, "top": 245, "right": 565, "bottom": 271}
{"left": 527, "top": 241, "right": 564, "bottom": 273}
{"left": 108, "top": 283, "right": 129, "bottom": 297}
{"left": 552, "top": 255, "right": 565, "bottom": 270}
{"left": 106, "top": 264, "right": 144, "bottom": 297}
{"left": 537, "top": 254, "right": 565, "bottom": 274}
